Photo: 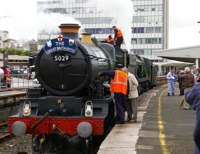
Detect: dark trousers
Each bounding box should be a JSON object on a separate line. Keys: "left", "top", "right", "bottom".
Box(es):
{"left": 194, "top": 108, "right": 200, "bottom": 153}
{"left": 116, "top": 37, "right": 123, "bottom": 48}
{"left": 114, "top": 92, "right": 126, "bottom": 123}
{"left": 179, "top": 82, "right": 184, "bottom": 95}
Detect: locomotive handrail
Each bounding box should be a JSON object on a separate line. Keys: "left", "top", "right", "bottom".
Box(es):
{"left": 31, "top": 112, "right": 49, "bottom": 130}
{"left": 83, "top": 53, "right": 111, "bottom": 61}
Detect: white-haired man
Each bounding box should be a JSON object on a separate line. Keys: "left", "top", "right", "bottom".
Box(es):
{"left": 179, "top": 67, "right": 194, "bottom": 109}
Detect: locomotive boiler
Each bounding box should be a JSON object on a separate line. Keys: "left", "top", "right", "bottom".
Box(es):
{"left": 8, "top": 24, "right": 127, "bottom": 154}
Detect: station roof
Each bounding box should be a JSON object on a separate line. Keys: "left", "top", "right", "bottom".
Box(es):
{"left": 153, "top": 60, "right": 194, "bottom": 67}
{"left": 154, "top": 45, "right": 200, "bottom": 63}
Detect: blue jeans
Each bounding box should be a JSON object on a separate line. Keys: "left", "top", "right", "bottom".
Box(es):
{"left": 167, "top": 82, "right": 175, "bottom": 94}
{"left": 194, "top": 108, "right": 200, "bottom": 154}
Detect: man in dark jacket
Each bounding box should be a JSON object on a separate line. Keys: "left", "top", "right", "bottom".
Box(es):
{"left": 185, "top": 77, "right": 200, "bottom": 154}
{"left": 178, "top": 67, "right": 194, "bottom": 109}
{"left": 177, "top": 68, "right": 184, "bottom": 96}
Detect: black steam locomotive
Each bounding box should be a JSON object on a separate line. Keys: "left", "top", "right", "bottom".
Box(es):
{"left": 8, "top": 24, "right": 157, "bottom": 154}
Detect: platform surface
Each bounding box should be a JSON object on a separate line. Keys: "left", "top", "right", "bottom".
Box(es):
{"left": 98, "top": 85, "right": 195, "bottom": 154}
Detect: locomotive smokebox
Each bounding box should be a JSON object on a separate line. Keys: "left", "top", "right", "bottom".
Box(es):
{"left": 59, "top": 23, "right": 80, "bottom": 40}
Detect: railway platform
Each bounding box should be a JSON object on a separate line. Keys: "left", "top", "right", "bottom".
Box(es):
{"left": 0, "top": 89, "right": 26, "bottom": 122}
{"left": 98, "top": 84, "right": 195, "bottom": 154}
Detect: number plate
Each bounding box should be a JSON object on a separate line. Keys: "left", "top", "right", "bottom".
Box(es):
{"left": 54, "top": 55, "right": 70, "bottom": 62}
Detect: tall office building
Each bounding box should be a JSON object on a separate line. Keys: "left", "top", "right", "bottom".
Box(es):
{"left": 132, "top": 0, "right": 168, "bottom": 58}
{"left": 37, "top": 0, "right": 168, "bottom": 60}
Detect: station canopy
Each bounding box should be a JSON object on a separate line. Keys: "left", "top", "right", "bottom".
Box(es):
{"left": 154, "top": 45, "right": 200, "bottom": 64}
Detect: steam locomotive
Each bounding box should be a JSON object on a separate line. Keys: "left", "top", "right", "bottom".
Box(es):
{"left": 8, "top": 24, "right": 157, "bottom": 154}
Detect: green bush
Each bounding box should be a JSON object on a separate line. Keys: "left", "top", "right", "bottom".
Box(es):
{"left": 0, "top": 48, "right": 32, "bottom": 56}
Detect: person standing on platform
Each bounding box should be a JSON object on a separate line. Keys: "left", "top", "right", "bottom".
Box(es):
{"left": 126, "top": 70, "right": 139, "bottom": 122}
{"left": 99, "top": 64, "right": 128, "bottom": 124}
{"left": 166, "top": 69, "right": 177, "bottom": 96}
{"left": 112, "top": 26, "right": 123, "bottom": 48}
{"left": 177, "top": 69, "right": 184, "bottom": 96}
{"left": 179, "top": 67, "right": 194, "bottom": 109}
{"left": 195, "top": 68, "right": 200, "bottom": 81}
{"left": 185, "top": 76, "right": 200, "bottom": 154}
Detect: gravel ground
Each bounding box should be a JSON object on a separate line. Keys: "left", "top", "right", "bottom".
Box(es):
{"left": 0, "top": 135, "right": 32, "bottom": 154}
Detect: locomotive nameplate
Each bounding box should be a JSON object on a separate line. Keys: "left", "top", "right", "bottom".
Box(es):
{"left": 44, "top": 36, "right": 78, "bottom": 55}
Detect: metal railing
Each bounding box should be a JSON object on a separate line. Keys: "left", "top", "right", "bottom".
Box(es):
{"left": 0, "top": 74, "right": 38, "bottom": 91}
{"left": 0, "top": 74, "right": 168, "bottom": 91}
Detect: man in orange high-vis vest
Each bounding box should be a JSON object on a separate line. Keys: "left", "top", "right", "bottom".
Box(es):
{"left": 99, "top": 64, "right": 128, "bottom": 124}
{"left": 105, "top": 35, "right": 114, "bottom": 45}
{"left": 112, "top": 26, "right": 124, "bottom": 48}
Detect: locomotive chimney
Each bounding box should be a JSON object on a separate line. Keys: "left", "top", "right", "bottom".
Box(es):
{"left": 58, "top": 23, "right": 80, "bottom": 40}
{"left": 81, "top": 33, "right": 94, "bottom": 44}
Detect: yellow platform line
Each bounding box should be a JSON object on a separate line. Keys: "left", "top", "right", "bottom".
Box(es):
{"left": 158, "top": 90, "right": 170, "bottom": 154}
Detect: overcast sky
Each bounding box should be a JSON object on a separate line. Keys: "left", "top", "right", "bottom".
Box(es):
{"left": 0, "top": 0, "right": 200, "bottom": 49}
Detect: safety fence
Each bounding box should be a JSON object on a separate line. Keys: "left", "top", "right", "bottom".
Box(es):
{"left": 0, "top": 74, "right": 38, "bottom": 91}
{"left": 0, "top": 75, "right": 168, "bottom": 91}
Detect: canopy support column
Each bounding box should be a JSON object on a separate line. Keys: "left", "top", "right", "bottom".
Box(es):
{"left": 195, "top": 58, "right": 199, "bottom": 68}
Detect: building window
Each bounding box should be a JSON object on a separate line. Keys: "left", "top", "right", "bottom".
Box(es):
{"left": 133, "top": 16, "right": 145, "bottom": 23}
{"left": 132, "top": 49, "right": 144, "bottom": 55}
{"left": 132, "top": 27, "right": 144, "bottom": 33}
{"left": 132, "top": 38, "right": 162, "bottom": 44}
{"left": 131, "top": 38, "right": 137, "bottom": 44}
{"left": 85, "top": 28, "right": 113, "bottom": 34}
{"left": 144, "top": 49, "right": 153, "bottom": 55}
{"left": 77, "top": 17, "right": 113, "bottom": 24}
{"left": 134, "top": 5, "right": 163, "bottom": 12}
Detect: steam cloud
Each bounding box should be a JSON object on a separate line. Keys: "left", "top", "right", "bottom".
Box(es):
{"left": 37, "top": 12, "right": 82, "bottom": 34}
{"left": 95, "top": 0, "right": 134, "bottom": 52}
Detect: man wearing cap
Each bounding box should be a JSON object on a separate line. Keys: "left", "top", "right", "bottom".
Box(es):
{"left": 99, "top": 64, "right": 128, "bottom": 124}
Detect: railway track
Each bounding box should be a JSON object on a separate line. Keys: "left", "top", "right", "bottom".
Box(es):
{"left": 0, "top": 122, "right": 13, "bottom": 142}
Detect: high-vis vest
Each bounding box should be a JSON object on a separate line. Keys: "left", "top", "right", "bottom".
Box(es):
{"left": 105, "top": 37, "right": 111, "bottom": 43}
{"left": 110, "top": 70, "right": 128, "bottom": 95}
{"left": 116, "top": 28, "right": 123, "bottom": 38}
